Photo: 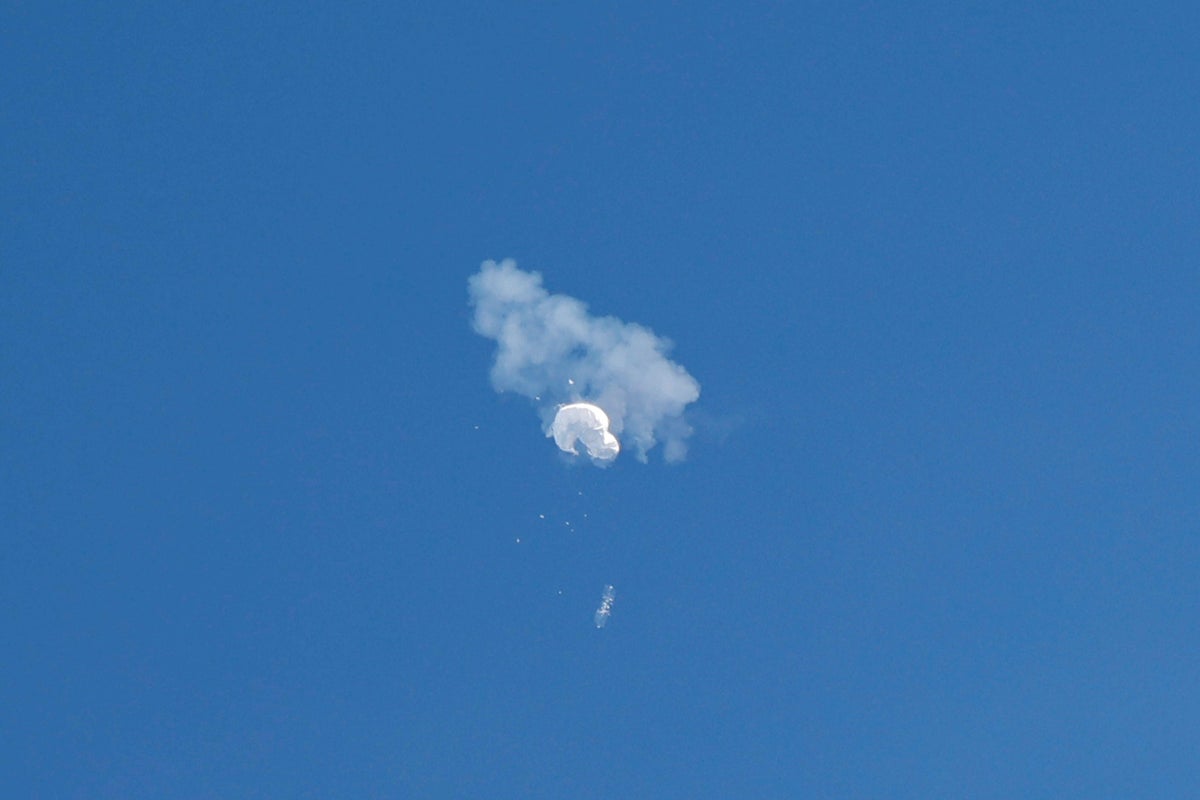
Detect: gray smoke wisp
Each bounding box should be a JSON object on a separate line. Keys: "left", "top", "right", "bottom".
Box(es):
{"left": 468, "top": 259, "right": 701, "bottom": 462}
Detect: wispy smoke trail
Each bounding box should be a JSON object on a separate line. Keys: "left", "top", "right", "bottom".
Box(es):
{"left": 468, "top": 259, "right": 701, "bottom": 462}
{"left": 594, "top": 584, "right": 616, "bottom": 628}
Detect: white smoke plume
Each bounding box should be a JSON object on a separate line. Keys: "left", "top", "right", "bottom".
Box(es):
{"left": 468, "top": 259, "right": 701, "bottom": 462}
{"left": 594, "top": 584, "right": 616, "bottom": 628}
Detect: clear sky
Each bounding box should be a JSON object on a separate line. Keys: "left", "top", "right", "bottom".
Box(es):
{"left": 4, "top": 4, "right": 1198, "bottom": 797}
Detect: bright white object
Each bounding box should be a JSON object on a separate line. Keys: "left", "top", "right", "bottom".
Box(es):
{"left": 551, "top": 403, "right": 620, "bottom": 462}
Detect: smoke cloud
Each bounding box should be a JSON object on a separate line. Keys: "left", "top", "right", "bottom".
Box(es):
{"left": 469, "top": 259, "right": 701, "bottom": 462}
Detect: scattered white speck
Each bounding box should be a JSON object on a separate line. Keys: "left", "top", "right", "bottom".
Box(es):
{"left": 567, "top": 378, "right": 574, "bottom": 385}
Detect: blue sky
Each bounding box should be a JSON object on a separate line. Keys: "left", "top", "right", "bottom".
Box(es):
{"left": 4, "top": 3, "right": 1198, "bottom": 797}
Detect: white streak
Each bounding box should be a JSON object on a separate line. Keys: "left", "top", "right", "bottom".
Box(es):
{"left": 594, "top": 584, "right": 616, "bottom": 628}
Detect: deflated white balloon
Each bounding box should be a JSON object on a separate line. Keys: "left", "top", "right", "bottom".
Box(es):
{"left": 551, "top": 403, "right": 620, "bottom": 462}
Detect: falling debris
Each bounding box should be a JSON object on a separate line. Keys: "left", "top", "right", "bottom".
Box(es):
{"left": 594, "top": 584, "right": 616, "bottom": 628}
{"left": 468, "top": 259, "right": 700, "bottom": 463}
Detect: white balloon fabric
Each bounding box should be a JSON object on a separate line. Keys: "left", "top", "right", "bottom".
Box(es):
{"left": 551, "top": 403, "right": 620, "bottom": 462}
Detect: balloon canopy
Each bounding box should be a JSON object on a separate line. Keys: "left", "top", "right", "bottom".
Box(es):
{"left": 550, "top": 402, "right": 620, "bottom": 462}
